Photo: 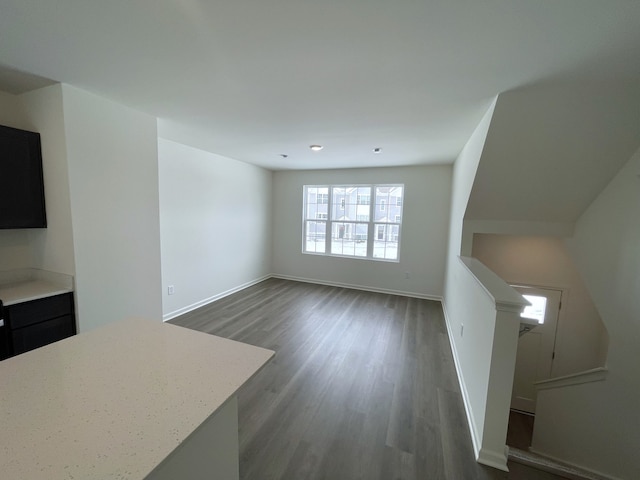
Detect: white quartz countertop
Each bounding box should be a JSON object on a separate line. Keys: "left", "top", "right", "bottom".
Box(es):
{"left": 0, "top": 279, "right": 73, "bottom": 305}
{"left": 0, "top": 317, "right": 274, "bottom": 479}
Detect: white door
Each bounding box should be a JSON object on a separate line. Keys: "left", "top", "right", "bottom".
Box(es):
{"left": 510, "top": 285, "right": 562, "bottom": 414}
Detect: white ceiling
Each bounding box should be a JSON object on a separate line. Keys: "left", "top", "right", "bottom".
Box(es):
{"left": 0, "top": 0, "right": 639, "bottom": 170}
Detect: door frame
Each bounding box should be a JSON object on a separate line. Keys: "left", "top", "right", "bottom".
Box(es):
{"left": 510, "top": 283, "right": 566, "bottom": 413}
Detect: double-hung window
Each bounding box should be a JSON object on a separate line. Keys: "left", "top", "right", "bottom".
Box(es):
{"left": 303, "top": 184, "right": 404, "bottom": 261}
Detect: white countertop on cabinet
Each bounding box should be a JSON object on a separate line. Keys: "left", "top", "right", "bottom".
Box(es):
{"left": 0, "top": 279, "right": 73, "bottom": 305}
{"left": 0, "top": 317, "right": 274, "bottom": 479}
{"left": 0, "top": 269, "right": 74, "bottom": 305}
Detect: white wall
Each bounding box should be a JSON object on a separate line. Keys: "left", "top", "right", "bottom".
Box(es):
{"left": 532, "top": 148, "right": 640, "bottom": 479}
{"left": 0, "top": 91, "right": 26, "bottom": 125}
{"left": 472, "top": 234, "right": 608, "bottom": 376}
{"left": 62, "top": 85, "right": 162, "bottom": 331}
{"left": 442, "top": 99, "right": 520, "bottom": 467}
{"left": 271, "top": 165, "right": 451, "bottom": 298}
{"left": 0, "top": 86, "right": 75, "bottom": 276}
{"left": 21, "top": 85, "right": 75, "bottom": 276}
{"left": 158, "top": 138, "right": 272, "bottom": 320}
{"left": 443, "top": 98, "right": 496, "bottom": 384}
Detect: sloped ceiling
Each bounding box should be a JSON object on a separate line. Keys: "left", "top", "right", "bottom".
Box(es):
{"left": 0, "top": 1, "right": 639, "bottom": 170}
{"left": 466, "top": 83, "right": 640, "bottom": 224}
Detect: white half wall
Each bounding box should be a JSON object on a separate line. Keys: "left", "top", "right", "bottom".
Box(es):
{"left": 271, "top": 165, "right": 451, "bottom": 298}
{"left": 62, "top": 85, "right": 163, "bottom": 332}
{"left": 472, "top": 234, "right": 608, "bottom": 376}
{"left": 158, "top": 138, "right": 272, "bottom": 320}
{"left": 532, "top": 147, "right": 640, "bottom": 479}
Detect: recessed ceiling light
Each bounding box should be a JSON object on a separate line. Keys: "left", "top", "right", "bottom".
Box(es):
{"left": 373, "top": 147, "right": 382, "bottom": 153}
{"left": 309, "top": 144, "right": 323, "bottom": 151}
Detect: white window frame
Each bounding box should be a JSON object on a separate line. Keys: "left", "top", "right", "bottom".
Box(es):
{"left": 302, "top": 184, "right": 404, "bottom": 262}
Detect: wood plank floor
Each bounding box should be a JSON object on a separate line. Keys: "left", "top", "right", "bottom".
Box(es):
{"left": 507, "top": 411, "right": 535, "bottom": 451}
{"left": 170, "top": 278, "right": 564, "bottom": 480}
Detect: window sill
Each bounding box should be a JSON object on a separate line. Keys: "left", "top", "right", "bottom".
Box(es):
{"left": 302, "top": 251, "right": 400, "bottom": 263}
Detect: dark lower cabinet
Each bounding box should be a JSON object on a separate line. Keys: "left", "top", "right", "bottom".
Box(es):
{"left": 0, "top": 318, "right": 10, "bottom": 360}
{"left": 11, "top": 313, "right": 76, "bottom": 355}
{"left": 1, "top": 293, "right": 76, "bottom": 359}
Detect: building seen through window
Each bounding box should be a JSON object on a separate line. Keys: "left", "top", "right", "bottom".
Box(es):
{"left": 303, "top": 184, "right": 404, "bottom": 261}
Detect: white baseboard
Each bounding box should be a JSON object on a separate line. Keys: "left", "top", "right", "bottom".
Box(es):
{"left": 162, "top": 275, "right": 272, "bottom": 322}
{"left": 271, "top": 274, "right": 442, "bottom": 301}
{"left": 527, "top": 448, "right": 622, "bottom": 480}
{"left": 163, "top": 274, "right": 441, "bottom": 322}
{"left": 477, "top": 447, "right": 509, "bottom": 472}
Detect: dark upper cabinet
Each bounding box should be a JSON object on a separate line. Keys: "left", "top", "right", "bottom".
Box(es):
{"left": 0, "top": 124, "right": 47, "bottom": 229}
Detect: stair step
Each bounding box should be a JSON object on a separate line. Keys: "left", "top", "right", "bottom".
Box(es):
{"left": 508, "top": 448, "right": 609, "bottom": 480}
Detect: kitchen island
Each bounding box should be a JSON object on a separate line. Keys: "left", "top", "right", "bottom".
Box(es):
{"left": 0, "top": 317, "right": 274, "bottom": 479}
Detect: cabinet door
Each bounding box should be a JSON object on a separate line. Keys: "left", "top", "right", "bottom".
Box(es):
{"left": 0, "top": 322, "right": 10, "bottom": 360}
{"left": 11, "top": 314, "right": 75, "bottom": 355}
{"left": 9, "top": 294, "right": 73, "bottom": 329}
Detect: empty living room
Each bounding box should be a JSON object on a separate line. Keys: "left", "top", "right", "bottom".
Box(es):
{"left": 0, "top": 1, "right": 638, "bottom": 479}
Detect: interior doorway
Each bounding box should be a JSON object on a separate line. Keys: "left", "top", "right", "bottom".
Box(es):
{"left": 510, "top": 285, "right": 562, "bottom": 414}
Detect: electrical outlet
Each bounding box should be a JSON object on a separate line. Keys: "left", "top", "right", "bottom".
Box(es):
{"left": 460, "top": 324, "right": 464, "bottom": 337}
{"left": 168, "top": 285, "right": 175, "bottom": 295}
